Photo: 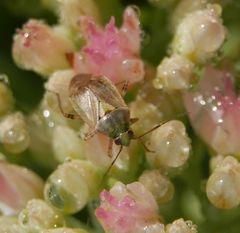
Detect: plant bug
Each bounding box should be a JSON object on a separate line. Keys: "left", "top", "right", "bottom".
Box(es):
{"left": 49, "top": 74, "right": 168, "bottom": 173}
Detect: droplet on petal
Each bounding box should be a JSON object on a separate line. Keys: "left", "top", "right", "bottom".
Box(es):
{"left": 44, "top": 160, "right": 101, "bottom": 214}
{"left": 0, "top": 112, "right": 30, "bottom": 154}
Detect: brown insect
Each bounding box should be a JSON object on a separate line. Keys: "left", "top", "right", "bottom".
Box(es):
{"left": 51, "top": 74, "right": 160, "bottom": 173}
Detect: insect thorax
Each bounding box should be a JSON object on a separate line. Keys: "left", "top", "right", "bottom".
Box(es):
{"left": 96, "top": 108, "right": 130, "bottom": 139}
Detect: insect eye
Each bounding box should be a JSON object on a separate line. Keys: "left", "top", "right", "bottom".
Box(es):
{"left": 128, "top": 130, "right": 134, "bottom": 138}
{"left": 114, "top": 138, "right": 121, "bottom": 145}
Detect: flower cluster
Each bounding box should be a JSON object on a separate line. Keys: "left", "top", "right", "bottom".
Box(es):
{"left": 1, "top": 0, "right": 240, "bottom": 232}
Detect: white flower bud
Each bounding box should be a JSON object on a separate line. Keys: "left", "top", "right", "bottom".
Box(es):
{"left": 0, "top": 112, "right": 29, "bottom": 154}
{"left": 12, "top": 20, "right": 75, "bottom": 76}
{"left": 129, "top": 96, "right": 163, "bottom": 136}
{"left": 0, "top": 76, "right": 14, "bottom": 117}
{"left": 59, "top": 0, "right": 100, "bottom": 32}
{"left": 146, "top": 120, "right": 191, "bottom": 169}
{"left": 41, "top": 228, "right": 89, "bottom": 233}
{"left": 154, "top": 54, "right": 194, "bottom": 91}
{"left": 206, "top": 156, "right": 240, "bottom": 209}
{"left": 166, "top": 218, "right": 198, "bottom": 233}
{"left": 172, "top": 4, "right": 226, "bottom": 63}
{"left": 52, "top": 125, "right": 85, "bottom": 163}
{"left": 19, "top": 199, "right": 65, "bottom": 231}
{"left": 139, "top": 170, "right": 174, "bottom": 204}
{"left": 44, "top": 160, "right": 101, "bottom": 214}
{"left": 0, "top": 216, "right": 24, "bottom": 233}
{"left": 44, "top": 69, "right": 74, "bottom": 113}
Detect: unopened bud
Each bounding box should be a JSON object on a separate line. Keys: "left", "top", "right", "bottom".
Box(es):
{"left": 44, "top": 69, "right": 74, "bottom": 113}
{"left": 12, "top": 20, "right": 74, "bottom": 76}
{"left": 147, "top": 120, "right": 191, "bottom": 169}
{"left": 19, "top": 199, "right": 65, "bottom": 231}
{"left": 172, "top": 4, "right": 226, "bottom": 63}
{"left": 154, "top": 54, "right": 194, "bottom": 91}
{"left": 166, "top": 218, "right": 198, "bottom": 233}
{"left": 52, "top": 125, "right": 85, "bottom": 163}
{"left": 206, "top": 156, "right": 240, "bottom": 209}
{"left": 0, "top": 112, "right": 29, "bottom": 154}
{"left": 44, "top": 160, "right": 101, "bottom": 214}
{"left": 139, "top": 170, "right": 174, "bottom": 204}
{"left": 0, "top": 76, "right": 14, "bottom": 117}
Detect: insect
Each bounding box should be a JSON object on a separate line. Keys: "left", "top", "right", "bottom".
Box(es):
{"left": 50, "top": 74, "right": 161, "bottom": 172}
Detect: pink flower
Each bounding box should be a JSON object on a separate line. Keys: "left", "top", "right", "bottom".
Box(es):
{"left": 184, "top": 66, "right": 240, "bottom": 155}
{"left": 95, "top": 182, "right": 163, "bottom": 233}
{"left": 73, "top": 6, "right": 144, "bottom": 84}
{"left": 0, "top": 161, "right": 44, "bottom": 215}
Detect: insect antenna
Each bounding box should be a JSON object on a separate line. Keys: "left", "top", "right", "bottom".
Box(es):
{"left": 101, "top": 145, "right": 123, "bottom": 182}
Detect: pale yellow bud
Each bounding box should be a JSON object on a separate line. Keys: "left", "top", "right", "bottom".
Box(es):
{"left": 206, "top": 156, "right": 240, "bottom": 209}
{"left": 44, "top": 69, "right": 74, "bottom": 113}
{"left": 0, "top": 216, "right": 24, "bottom": 233}
{"left": 166, "top": 218, "right": 198, "bottom": 233}
{"left": 154, "top": 54, "right": 194, "bottom": 91}
{"left": 12, "top": 20, "right": 75, "bottom": 76}
{"left": 44, "top": 160, "right": 101, "bottom": 214}
{"left": 59, "top": 0, "right": 100, "bottom": 32}
{"left": 52, "top": 125, "right": 85, "bottom": 163}
{"left": 129, "top": 96, "right": 163, "bottom": 136}
{"left": 41, "top": 228, "right": 89, "bottom": 233}
{"left": 147, "top": 120, "right": 191, "bottom": 168}
{"left": 19, "top": 199, "right": 65, "bottom": 231}
{"left": 172, "top": 4, "right": 226, "bottom": 63}
{"left": 0, "top": 76, "right": 14, "bottom": 117}
{"left": 0, "top": 112, "right": 29, "bottom": 154}
{"left": 139, "top": 170, "right": 174, "bottom": 204}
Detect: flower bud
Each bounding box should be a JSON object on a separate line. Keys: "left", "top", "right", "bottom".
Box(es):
{"left": 19, "top": 199, "right": 65, "bottom": 231}
{"left": 154, "top": 54, "right": 194, "bottom": 91}
{"left": 0, "top": 112, "right": 29, "bottom": 154}
{"left": 0, "top": 216, "right": 24, "bottom": 233}
{"left": 44, "top": 69, "right": 75, "bottom": 113}
{"left": 166, "top": 218, "right": 197, "bottom": 233}
{"left": 146, "top": 120, "right": 191, "bottom": 169}
{"left": 12, "top": 20, "right": 74, "bottom": 76}
{"left": 206, "top": 156, "right": 240, "bottom": 209}
{"left": 44, "top": 160, "right": 101, "bottom": 214}
{"left": 59, "top": 0, "right": 100, "bottom": 32}
{"left": 172, "top": 4, "right": 226, "bottom": 63}
{"left": 73, "top": 6, "right": 144, "bottom": 84}
{"left": 52, "top": 125, "right": 85, "bottom": 163}
{"left": 139, "top": 170, "right": 174, "bottom": 204}
{"left": 0, "top": 161, "right": 44, "bottom": 215}
{"left": 129, "top": 96, "right": 163, "bottom": 136}
{"left": 42, "top": 228, "right": 89, "bottom": 233}
{"left": 95, "top": 182, "right": 163, "bottom": 233}
{"left": 0, "top": 75, "right": 14, "bottom": 117}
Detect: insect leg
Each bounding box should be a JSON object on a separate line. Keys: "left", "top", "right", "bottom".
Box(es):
{"left": 83, "top": 129, "right": 97, "bottom": 140}
{"left": 103, "top": 145, "right": 123, "bottom": 178}
{"left": 115, "top": 80, "right": 129, "bottom": 97}
{"left": 107, "top": 139, "right": 113, "bottom": 158}
{"left": 48, "top": 90, "right": 81, "bottom": 120}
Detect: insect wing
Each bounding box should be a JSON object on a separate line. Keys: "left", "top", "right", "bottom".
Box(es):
{"left": 69, "top": 74, "right": 102, "bottom": 129}
{"left": 89, "top": 76, "right": 127, "bottom": 108}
